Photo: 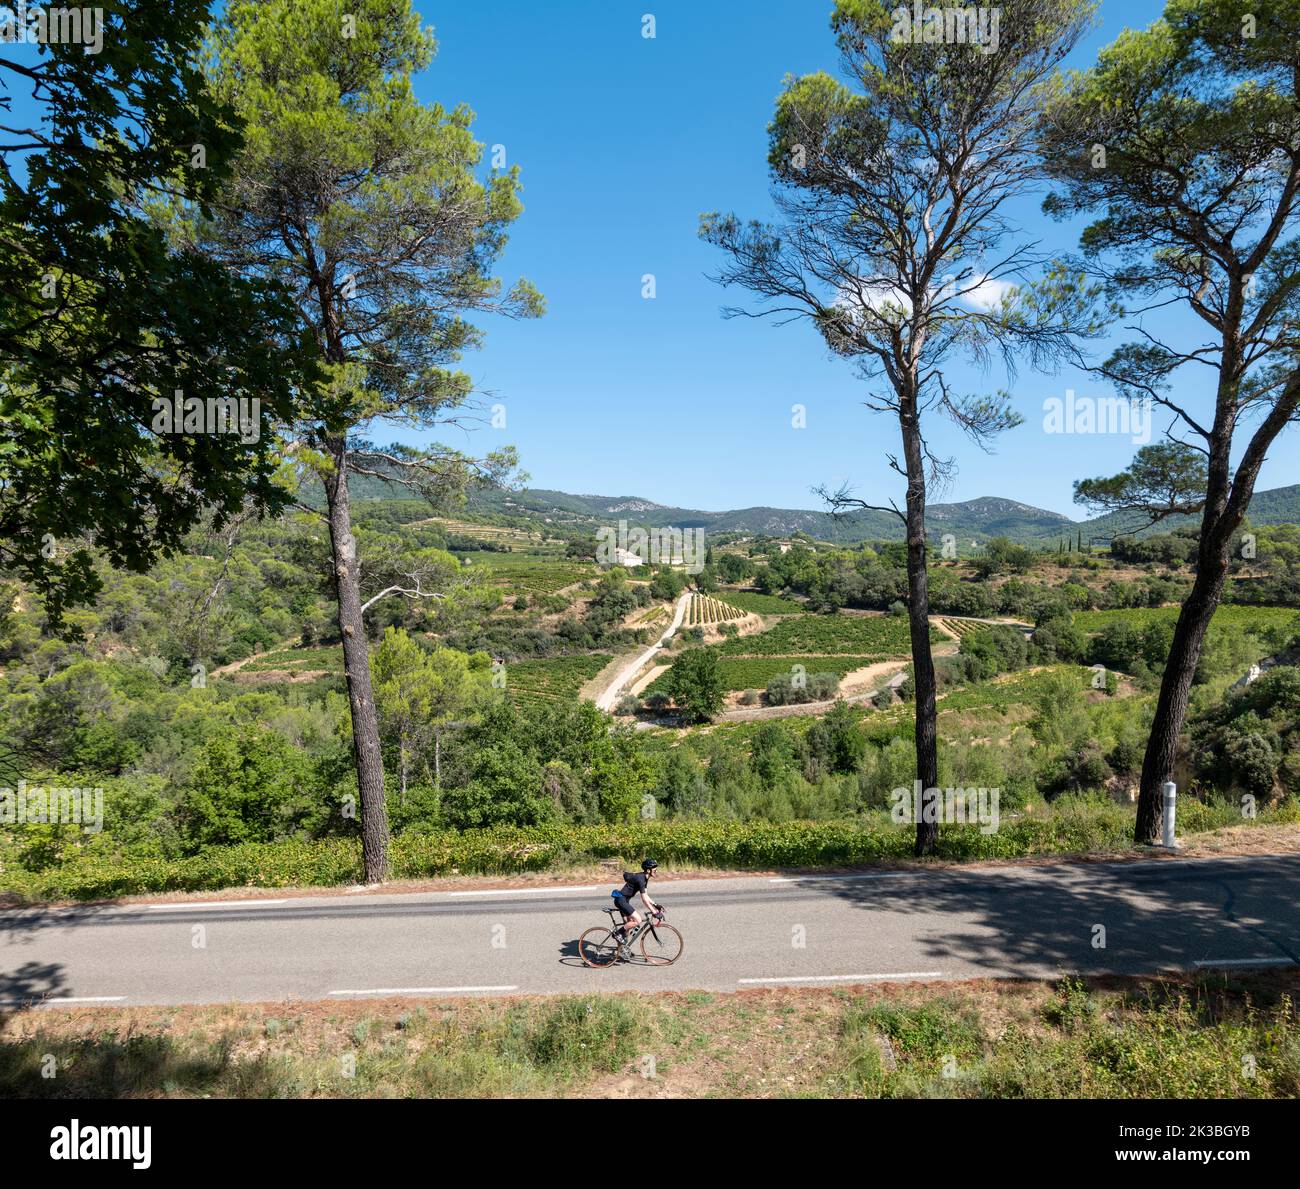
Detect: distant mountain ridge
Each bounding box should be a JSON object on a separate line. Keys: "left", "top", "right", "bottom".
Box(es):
{"left": 463, "top": 488, "right": 1086, "bottom": 543}
{"left": 336, "top": 472, "right": 1300, "bottom": 545}
{"left": 462, "top": 484, "right": 1300, "bottom": 545}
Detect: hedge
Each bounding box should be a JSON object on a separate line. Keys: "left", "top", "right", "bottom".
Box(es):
{"left": 3, "top": 798, "right": 1295, "bottom": 902}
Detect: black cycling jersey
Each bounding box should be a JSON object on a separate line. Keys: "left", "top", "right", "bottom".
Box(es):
{"left": 618, "top": 871, "right": 648, "bottom": 899}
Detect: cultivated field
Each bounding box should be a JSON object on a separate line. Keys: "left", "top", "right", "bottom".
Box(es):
{"left": 501, "top": 654, "right": 613, "bottom": 705}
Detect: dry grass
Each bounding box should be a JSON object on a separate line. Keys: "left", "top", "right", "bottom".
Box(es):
{"left": 4, "top": 970, "right": 1297, "bottom": 1099}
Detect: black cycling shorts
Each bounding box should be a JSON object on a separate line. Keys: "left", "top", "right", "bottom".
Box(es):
{"left": 612, "top": 893, "right": 636, "bottom": 918}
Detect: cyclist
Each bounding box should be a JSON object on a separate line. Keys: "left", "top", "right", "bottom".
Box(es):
{"left": 611, "top": 858, "right": 662, "bottom": 948}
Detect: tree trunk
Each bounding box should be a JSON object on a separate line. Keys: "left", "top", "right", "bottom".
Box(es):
{"left": 325, "top": 442, "right": 391, "bottom": 882}
{"left": 1133, "top": 544, "right": 1229, "bottom": 841}
{"left": 900, "top": 402, "right": 940, "bottom": 856}
{"left": 1133, "top": 367, "right": 1300, "bottom": 843}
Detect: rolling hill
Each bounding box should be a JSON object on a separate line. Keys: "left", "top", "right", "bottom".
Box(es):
{"left": 331, "top": 473, "right": 1300, "bottom": 546}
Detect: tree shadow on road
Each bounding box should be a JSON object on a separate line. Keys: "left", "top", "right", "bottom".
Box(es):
{"left": 790, "top": 856, "right": 1300, "bottom": 978}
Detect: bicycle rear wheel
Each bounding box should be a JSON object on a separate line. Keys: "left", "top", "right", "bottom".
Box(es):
{"left": 640, "top": 923, "right": 684, "bottom": 965}
{"left": 579, "top": 927, "right": 620, "bottom": 968}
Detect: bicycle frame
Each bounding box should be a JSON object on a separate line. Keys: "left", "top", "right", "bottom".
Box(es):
{"left": 606, "top": 908, "right": 664, "bottom": 949}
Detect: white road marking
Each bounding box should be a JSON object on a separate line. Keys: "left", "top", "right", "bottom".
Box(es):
{"left": 147, "top": 899, "right": 288, "bottom": 911}
{"left": 738, "top": 972, "right": 943, "bottom": 985}
{"left": 447, "top": 886, "right": 600, "bottom": 898}
{"left": 769, "top": 873, "right": 913, "bottom": 884}
{"left": 328, "top": 985, "right": 518, "bottom": 996}
{"left": 1194, "top": 957, "right": 1297, "bottom": 969}
{"left": 0, "top": 996, "right": 127, "bottom": 1005}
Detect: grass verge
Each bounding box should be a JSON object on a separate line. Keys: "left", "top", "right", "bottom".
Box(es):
{"left": 3, "top": 971, "right": 1296, "bottom": 1098}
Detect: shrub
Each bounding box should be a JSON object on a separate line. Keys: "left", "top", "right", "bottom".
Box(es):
{"left": 665, "top": 649, "right": 725, "bottom": 723}
{"left": 766, "top": 669, "right": 840, "bottom": 705}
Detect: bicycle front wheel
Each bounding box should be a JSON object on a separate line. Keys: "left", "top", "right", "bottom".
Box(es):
{"left": 579, "top": 927, "right": 620, "bottom": 968}
{"left": 640, "top": 923, "right": 684, "bottom": 965}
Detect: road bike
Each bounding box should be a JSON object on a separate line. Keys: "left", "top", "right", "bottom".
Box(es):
{"left": 578, "top": 904, "right": 684, "bottom": 968}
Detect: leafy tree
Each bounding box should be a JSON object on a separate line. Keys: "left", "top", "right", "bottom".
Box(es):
{"left": 701, "top": 0, "right": 1097, "bottom": 853}
{"left": 806, "top": 701, "right": 865, "bottom": 776}
{"left": 716, "top": 553, "right": 751, "bottom": 584}
{"left": 666, "top": 648, "right": 725, "bottom": 723}
{"left": 1074, "top": 444, "right": 1209, "bottom": 532}
{"left": 179, "top": 729, "right": 312, "bottom": 848}
{"left": 198, "top": 0, "right": 541, "bottom": 879}
{"left": 371, "top": 627, "right": 491, "bottom": 798}
{"left": 960, "top": 625, "right": 1030, "bottom": 680}
{"left": 750, "top": 721, "right": 798, "bottom": 785}
{"left": 766, "top": 669, "right": 840, "bottom": 705}
{"left": 972, "top": 537, "right": 1037, "bottom": 579}
{"left": 440, "top": 738, "right": 550, "bottom": 829}
{"left": 1088, "top": 621, "right": 1145, "bottom": 673}
{"left": 0, "top": 0, "right": 316, "bottom": 628}
{"left": 592, "top": 735, "right": 655, "bottom": 823}
{"left": 1041, "top": 0, "right": 1300, "bottom": 841}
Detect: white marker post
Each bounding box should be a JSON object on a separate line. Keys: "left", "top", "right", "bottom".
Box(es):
{"left": 1161, "top": 781, "right": 1178, "bottom": 849}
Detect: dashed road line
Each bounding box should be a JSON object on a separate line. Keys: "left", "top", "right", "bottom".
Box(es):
{"left": 328, "top": 985, "right": 518, "bottom": 996}
{"left": 738, "top": 972, "right": 943, "bottom": 985}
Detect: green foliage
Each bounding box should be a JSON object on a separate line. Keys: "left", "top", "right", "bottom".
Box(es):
{"left": 958, "top": 625, "right": 1030, "bottom": 681}
{"left": 766, "top": 669, "right": 841, "bottom": 705}
{"left": 806, "top": 701, "right": 866, "bottom": 775}
{"left": 11, "top": 799, "right": 1299, "bottom": 902}
{"left": 1191, "top": 666, "right": 1300, "bottom": 802}
{"left": 439, "top": 739, "right": 551, "bottom": 830}
{"left": 0, "top": 1, "right": 318, "bottom": 630}
{"left": 971, "top": 538, "right": 1037, "bottom": 579}
{"left": 717, "top": 613, "right": 920, "bottom": 657}
{"left": 1073, "top": 444, "right": 1209, "bottom": 526}
{"left": 179, "top": 730, "right": 316, "bottom": 849}
{"left": 665, "top": 649, "right": 725, "bottom": 723}
{"left": 720, "top": 591, "right": 804, "bottom": 615}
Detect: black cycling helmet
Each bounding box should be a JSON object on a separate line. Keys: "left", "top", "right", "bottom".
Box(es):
{"left": 641, "top": 858, "right": 658, "bottom": 872}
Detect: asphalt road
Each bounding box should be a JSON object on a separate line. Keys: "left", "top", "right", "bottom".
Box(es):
{"left": 2, "top": 855, "right": 1298, "bottom": 1007}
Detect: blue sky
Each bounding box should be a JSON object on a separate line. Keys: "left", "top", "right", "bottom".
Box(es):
{"left": 405, "top": 0, "right": 1299, "bottom": 518}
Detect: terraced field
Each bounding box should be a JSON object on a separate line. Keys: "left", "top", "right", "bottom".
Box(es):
{"left": 456, "top": 553, "right": 599, "bottom": 596}
{"left": 934, "top": 616, "right": 988, "bottom": 639}
{"left": 238, "top": 645, "right": 342, "bottom": 674}
{"left": 716, "top": 613, "right": 926, "bottom": 657}
{"left": 718, "top": 591, "right": 805, "bottom": 615}
{"left": 1074, "top": 604, "right": 1300, "bottom": 635}
{"left": 501, "top": 654, "right": 612, "bottom": 705}
{"left": 686, "top": 593, "right": 746, "bottom": 627}
{"left": 420, "top": 517, "right": 559, "bottom": 550}
{"left": 645, "top": 654, "right": 886, "bottom": 697}
{"left": 630, "top": 604, "right": 671, "bottom": 629}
